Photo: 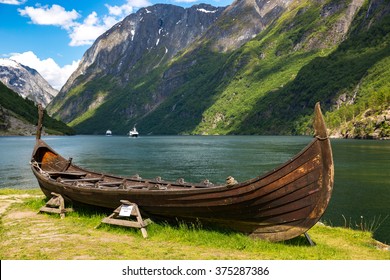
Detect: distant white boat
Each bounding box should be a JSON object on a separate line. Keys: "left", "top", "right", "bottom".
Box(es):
{"left": 129, "top": 126, "right": 139, "bottom": 137}
{"left": 106, "top": 130, "right": 112, "bottom": 136}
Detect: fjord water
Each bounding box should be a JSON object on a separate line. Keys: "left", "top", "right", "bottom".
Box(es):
{"left": 0, "top": 135, "right": 389, "bottom": 244}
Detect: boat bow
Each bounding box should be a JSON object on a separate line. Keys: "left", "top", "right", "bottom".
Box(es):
{"left": 31, "top": 103, "right": 334, "bottom": 242}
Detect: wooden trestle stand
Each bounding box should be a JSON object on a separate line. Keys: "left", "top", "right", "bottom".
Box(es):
{"left": 39, "top": 192, "right": 73, "bottom": 219}
{"left": 100, "top": 200, "right": 152, "bottom": 238}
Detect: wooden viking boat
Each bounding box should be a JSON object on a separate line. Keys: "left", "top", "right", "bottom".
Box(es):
{"left": 31, "top": 103, "right": 334, "bottom": 242}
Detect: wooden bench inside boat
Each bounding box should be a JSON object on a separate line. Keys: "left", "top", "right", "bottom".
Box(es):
{"left": 60, "top": 177, "right": 102, "bottom": 183}
{"left": 126, "top": 185, "right": 147, "bottom": 189}
{"left": 97, "top": 181, "right": 125, "bottom": 186}
{"left": 47, "top": 171, "right": 87, "bottom": 178}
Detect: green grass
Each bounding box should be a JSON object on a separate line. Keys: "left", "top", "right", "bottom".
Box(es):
{"left": 0, "top": 188, "right": 42, "bottom": 196}
{"left": 324, "top": 55, "right": 390, "bottom": 137}
{"left": 233, "top": 3, "right": 390, "bottom": 136}
{"left": 0, "top": 189, "right": 388, "bottom": 260}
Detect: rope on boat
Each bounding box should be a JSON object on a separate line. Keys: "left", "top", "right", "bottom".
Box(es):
{"left": 315, "top": 135, "right": 329, "bottom": 141}
{"left": 31, "top": 160, "right": 50, "bottom": 178}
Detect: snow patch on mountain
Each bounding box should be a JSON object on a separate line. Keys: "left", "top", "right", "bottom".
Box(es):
{"left": 0, "top": 58, "right": 58, "bottom": 107}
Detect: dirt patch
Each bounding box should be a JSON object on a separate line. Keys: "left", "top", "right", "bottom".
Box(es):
{"left": 374, "top": 240, "right": 390, "bottom": 251}
{"left": 0, "top": 196, "right": 254, "bottom": 259}
{"left": 0, "top": 194, "right": 40, "bottom": 215}
{"left": 6, "top": 210, "right": 36, "bottom": 220}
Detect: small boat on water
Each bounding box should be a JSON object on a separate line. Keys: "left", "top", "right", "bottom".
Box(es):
{"left": 31, "top": 103, "right": 334, "bottom": 242}
{"left": 129, "top": 126, "right": 139, "bottom": 137}
{"left": 105, "top": 130, "right": 112, "bottom": 136}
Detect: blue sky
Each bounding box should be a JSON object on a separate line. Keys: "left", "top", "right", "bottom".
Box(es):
{"left": 0, "top": 0, "right": 233, "bottom": 89}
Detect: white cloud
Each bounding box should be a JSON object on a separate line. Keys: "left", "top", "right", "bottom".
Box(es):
{"left": 105, "top": 3, "right": 133, "bottom": 17}
{"left": 105, "top": 0, "right": 150, "bottom": 17}
{"left": 69, "top": 12, "right": 109, "bottom": 46}
{"left": 0, "top": 0, "right": 26, "bottom": 5}
{"left": 18, "top": 4, "right": 80, "bottom": 30}
{"left": 69, "top": 0, "right": 151, "bottom": 46}
{"left": 18, "top": 1, "right": 151, "bottom": 47}
{"left": 10, "top": 51, "right": 79, "bottom": 90}
{"left": 10, "top": 1, "right": 151, "bottom": 90}
{"left": 174, "top": 0, "right": 199, "bottom": 3}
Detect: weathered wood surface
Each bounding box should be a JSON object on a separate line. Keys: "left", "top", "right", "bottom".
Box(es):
{"left": 101, "top": 201, "right": 151, "bottom": 238}
{"left": 39, "top": 192, "right": 73, "bottom": 219}
{"left": 31, "top": 103, "right": 334, "bottom": 242}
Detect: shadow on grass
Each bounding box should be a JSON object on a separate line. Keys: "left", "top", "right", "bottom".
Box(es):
{"left": 151, "top": 217, "right": 315, "bottom": 247}
{"left": 35, "top": 197, "right": 315, "bottom": 247}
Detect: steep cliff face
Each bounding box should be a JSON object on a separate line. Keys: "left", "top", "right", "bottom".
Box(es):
{"left": 0, "top": 81, "right": 73, "bottom": 135}
{"left": 48, "top": 4, "right": 225, "bottom": 122}
{"left": 48, "top": 0, "right": 299, "bottom": 130}
{"left": 143, "top": 0, "right": 369, "bottom": 135}
{"left": 207, "top": 0, "right": 294, "bottom": 52}
{"left": 0, "top": 59, "right": 57, "bottom": 107}
{"left": 235, "top": 0, "right": 390, "bottom": 136}
{"left": 48, "top": 0, "right": 390, "bottom": 137}
{"left": 63, "top": 4, "right": 226, "bottom": 91}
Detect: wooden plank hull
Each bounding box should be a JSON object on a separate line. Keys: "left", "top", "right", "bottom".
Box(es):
{"left": 31, "top": 103, "right": 334, "bottom": 242}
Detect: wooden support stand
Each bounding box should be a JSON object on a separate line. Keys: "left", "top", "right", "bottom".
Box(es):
{"left": 304, "top": 232, "right": 316, "bottom": 246}
{"left": 39, "top": 192, "right": 73, "bottom": 219}
{"left": 100, "top": 200, "right": 152, "bottom": 238}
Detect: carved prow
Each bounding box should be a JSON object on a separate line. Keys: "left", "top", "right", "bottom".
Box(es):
{"left": 36, "top": 104, "right": 44, "bottom": 140}
{"left": 313, "top": 102, "right": 328, "bottom": 140}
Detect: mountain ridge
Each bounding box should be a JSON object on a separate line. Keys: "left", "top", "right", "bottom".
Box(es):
{"left": 0, "top": 58, "right": 57, "bottom": 107}
{"left": 48, "top": 3, "right": 226, "bottom": 124}
{"left": 47, "top": 0, "right": 390, "bottom": 138}
{"left": 0, "top": 81, "right": 74, "bottom": 136}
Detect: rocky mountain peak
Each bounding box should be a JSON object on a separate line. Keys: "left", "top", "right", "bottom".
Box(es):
{"left": 0, "top": 58, "right": 57, "bottom": 107}
{"left": 206, "top": 0, "right": 294, "bottom": 52}
{"left": 60, "top": 4, "right": 226, "bottom": 95}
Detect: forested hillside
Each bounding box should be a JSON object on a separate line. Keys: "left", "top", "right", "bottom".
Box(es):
{"left": 0, "top": 82, "right": 74, "bottom": 135}
{"left": 48, "top": 0, "right": 390, "bottom": 138}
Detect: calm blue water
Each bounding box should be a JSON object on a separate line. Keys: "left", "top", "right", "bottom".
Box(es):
{"left": 0, "top": 135, "right": 389, "bottom": 244}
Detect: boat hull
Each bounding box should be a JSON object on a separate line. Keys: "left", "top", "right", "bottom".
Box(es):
{"left": 31, "top": 103, "right": 333, "bottom": 242}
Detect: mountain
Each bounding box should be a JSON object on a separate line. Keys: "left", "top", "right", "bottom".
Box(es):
{"left": 0, "top": 58, "right": 57, "bottom": 107}
{"left": 48, "top": 0, "right": 390, "bottom": 138}
{"left": 0, "top": 81, "right": 74, "bottom": 136}
{"left": 48, "top": 3, "right": 225, "bottom": 125}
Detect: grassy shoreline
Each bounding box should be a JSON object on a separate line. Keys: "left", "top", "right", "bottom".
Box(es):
{"left": 0, "top": 188, "right": 388, "bottom": 260}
